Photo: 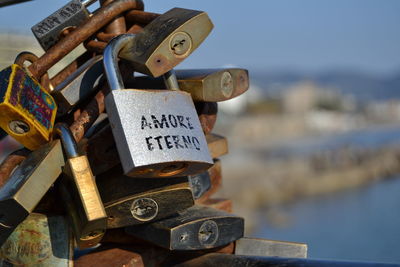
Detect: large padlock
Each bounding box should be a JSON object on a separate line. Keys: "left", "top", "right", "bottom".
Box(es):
{"left": 103, "top": 33, "right": 213, "bottom": 177}
{"left": 31, "top": 0, "right": 98, "bottom": 51}
{"left": 0, "top": 140, "right": 65, "bottom": 246}
{"left": 0, "top": 58, "right": 57, "bottom": 150}
{"left": 0, "top": 213, "right": 73, "bottom": 266}
{"left": 52, "top": 55, "right": 104, "bottom": 117}
{"left": 132, "top": 68, "right": 250, "bottom": 102}
{"left": 55, "top": 123, "right": 107, "bottom": 249}
{"left": 125, "top": 206, "right": 244, "bottom": 250}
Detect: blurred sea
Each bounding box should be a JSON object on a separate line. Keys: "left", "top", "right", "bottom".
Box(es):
{"left": 255, "top": 171, "right": 400, "bottom": 264}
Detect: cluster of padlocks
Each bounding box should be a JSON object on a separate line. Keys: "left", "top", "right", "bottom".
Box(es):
{"left": 0, "top": 0, "right": 307, "bottom": 266}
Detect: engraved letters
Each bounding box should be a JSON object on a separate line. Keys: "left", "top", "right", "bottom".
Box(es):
{"left": 141, "top": 114, "right": 201, "bottom": 151}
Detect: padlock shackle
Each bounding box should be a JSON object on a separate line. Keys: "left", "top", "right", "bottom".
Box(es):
{"left": 54, "top": 123, "right": 79, "bottom": 158}
{"left": 103, "top": 33, "right": 136, "bottom": 91}
{"left": 163, "top": 70, "right": 180, "bottom": 91}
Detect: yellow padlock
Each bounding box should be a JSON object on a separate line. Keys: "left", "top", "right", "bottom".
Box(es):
{"left": 0, "top": 64, "right": 57, "bottom": 150}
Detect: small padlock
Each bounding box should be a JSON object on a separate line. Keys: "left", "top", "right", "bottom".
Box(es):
{"left": 31, "top": 0, "right": 98, "bottom": 51}
{"left": 55, "top": 123, "right": 107, "bottom": 249}
{"left": 103, "top": 34, "right": 213, "bottom": 177}
{"left": 206, "top": 134, "right": 228, "bottom": 159}
{"left": 196, "top": 159, "right": 222, "bottom": 203}
{"left": 132, "top": 68, "right": 249, "bottom": 102}
{"left": 52, "top": 55, "right": 104, "bottom": 117}
{"left": 0, "top": 140, "right": 65, "bottom": 246}
{"left": 0, "top": 63, "right": 57, "bottom": 150}
{"left": 0, "top": 213, "right": 73, "bottom": 266}
{"left": 188, "top": 171, "right": 211, "bottom": 200}
{"left": 125, "top": 206, "right": 244, "bottom": 250}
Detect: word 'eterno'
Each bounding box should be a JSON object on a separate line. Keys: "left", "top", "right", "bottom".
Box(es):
{"left": 141, "top": 114, "right": 194, "bottom": 130}
{"left": 145, "top": 135, "right": 201, "bottom": 151}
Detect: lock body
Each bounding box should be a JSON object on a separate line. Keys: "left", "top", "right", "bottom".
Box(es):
{"left": 0, "top": 64, "right": 57, "bottom": 150}
{"left": 0, "top": 140, "right": 64, "bottom": 246}
{"left": 175, "top": 68, "right": 249, "bottom": 102}
{"left": 125, "top": 206, "right": 244, "bottom": 250}
{"left": 103, "top": 182, "right": 194, "bottom": 228}
{"left": 105, "top": 89, "right": 213, "bottom": 177}
{"left": 31, "top": 0, "right": 92, "bottom": 51}
{"left": 61, "top": 155, "right": 107, "bottom": 248}
{"left": 206, "top": 134, "right": 228, "bottom": 159}
{"left": 0, "top": 213, "right": 73, "bottom": 266}
{"left": 52, "top": 55, "right": 104, "bottom": 116}
{"left": 133, "top": 68, "right": 249, "bottom": 102}
{"left": 121, "top": 8, "right": 214, "bottom": 77}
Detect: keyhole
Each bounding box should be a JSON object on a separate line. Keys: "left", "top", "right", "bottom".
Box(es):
{"left": 9, "top": 120, "right": 30, "bottom": 134}
{"left": 198, "top": 220, "right": 219, "bottom": 246}
{"left": 170, "top": 32, "right": 192, "bottom": 56}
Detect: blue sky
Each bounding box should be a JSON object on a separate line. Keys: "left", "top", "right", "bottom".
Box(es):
{"left": 0, "top": 0, "right": 399, "bottom": 75}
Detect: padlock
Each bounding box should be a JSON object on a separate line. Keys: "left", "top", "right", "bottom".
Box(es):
{"left": 196, "top": 159, "right": 222, "bottom": 204}
{"left": 55, "top": 123, "right": 107, "bottom": 249}
{"left": 95, "top": 164, "right": 193, "bottom": 228}
{"left": 103, "top": 33, "right": 212, "bottom": 177}
{"left": 206, "top": 134, "right": 228, "bottom": 159}
{"left": 195, "top": 102, "right": 218, "bottom": 135}
{"left": 132, "top": 68, "right": 249, "bottom": 102}
{"left": 188, "top": 171, "right": 211, "bottom": 200}
{"left": 0, "top": 63, "right": 57, "bottom": 150}
{"left": 52, "top": 55, "right": 104, "bottom": 116}
{"left": 31, "top": 0, "right": 98, "bottom": 51}
{"left": 119, "top": 7, "right": 213, "bottom": 77}
{"left": 125, "top": 206, "right": 244, "bottom": 250}
{"left": 0, "top": 140, "right": 64, "bottom": 246}
{"left": 81, "top": 109, "right": 218, "bottom": 176}
{"left": 0, "top": 213, "right": 73, "bottom": 266}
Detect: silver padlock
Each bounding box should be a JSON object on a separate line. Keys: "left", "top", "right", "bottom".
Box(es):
{"left": 31, "top": 0, "right": 98, "bottom": 51}
{"left": 52, "top": 55, "right": 104, "bottom": 116}
{"left": 103, "top": 34, "right": 213, "bottom": 177}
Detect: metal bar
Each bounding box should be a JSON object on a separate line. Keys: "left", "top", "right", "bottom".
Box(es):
{"left": 173, "top": 253, "right": 400, "bottom": 267}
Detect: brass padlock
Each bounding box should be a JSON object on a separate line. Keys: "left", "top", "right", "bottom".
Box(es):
{"left": 55, "top": 123, "right": 107, "bottom": 249}
{"left": 0, "top": 63, "right": 57, "bottom": 150}
{"left": 0, "top": 213, "right": 73, "bottom": 266}
{"left": 103, "top": 34, "right": 212, "bottom": 177}
{"left": 206, "top": 134, "right": 228, "bottom": 159}
{"left": 96, "top": 164, "right": 194, "bottom": 228}
{"left": 0, "top": 140, "right": 64, "bottom": 246}
{"left": 120, "top": 8, "right": 213, "bottom": 77}
{"left": 125, "top": 206, "right": 244, "bottom": 250}
{"left": 132, "top": 68, "right": 249, "bottom": 102}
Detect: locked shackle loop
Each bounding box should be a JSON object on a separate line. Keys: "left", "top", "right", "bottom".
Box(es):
{"left": 54, "top": 123, "right": 79, "bottom": 158}
{"left": 14, "top": 51, "right": 52, "bottom": 91}
{"left": 103, "top": 33, "right": 136, "bottom": 91}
